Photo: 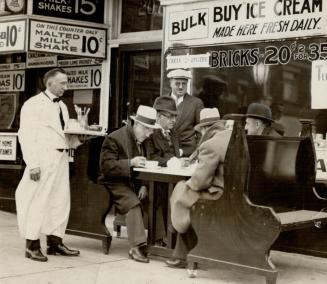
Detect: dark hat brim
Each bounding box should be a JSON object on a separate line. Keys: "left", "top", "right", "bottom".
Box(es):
{"left": 246, "top": 114, "right": 274, "bottom": 122}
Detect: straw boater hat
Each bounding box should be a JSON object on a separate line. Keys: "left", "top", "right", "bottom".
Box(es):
{"left": 194, "top": 108, "right": 222, "bottom": 132}
{"left": 153, "top": 96, "right": 178, "bottom": 115}
{"left": 246, "top": 103, "right": 273, "bottom": 122}
{"left": 167, "top": 69, "right": 192, "bottom": 80}
{"left": 130, "top": 105, "right": 161, "bottom": 129}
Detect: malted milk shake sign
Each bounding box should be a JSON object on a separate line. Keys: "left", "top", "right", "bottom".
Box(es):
{"left": 166, "top": 0, "right": 327, "bottom": 46}
{"left": 29, "top": 20, "right": 107, "bottom": 59}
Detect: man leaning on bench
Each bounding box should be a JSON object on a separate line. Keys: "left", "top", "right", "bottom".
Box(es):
{"left": 165, "top": 103, "right": 327, "bottom": 283}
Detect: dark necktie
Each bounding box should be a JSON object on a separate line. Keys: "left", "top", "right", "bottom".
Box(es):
{"left": 53, "top": 98, "right": 65, "bottom": 130}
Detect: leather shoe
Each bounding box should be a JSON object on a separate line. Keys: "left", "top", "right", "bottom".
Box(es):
{"left": 128, "top": 246, "right": 149, "bottom": 263}
{"left": 25, "top": 248, "right": 48, "bottom": 262}
{"left": 47, "top": 244, "right": 80, "bottom": 256}
{"left": 165, "top": 258, "right": 187, "bottom": 268}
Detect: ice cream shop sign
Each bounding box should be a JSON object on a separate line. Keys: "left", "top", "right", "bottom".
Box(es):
{"left": 166, "top": 0, "right": 327, "bottom": 45}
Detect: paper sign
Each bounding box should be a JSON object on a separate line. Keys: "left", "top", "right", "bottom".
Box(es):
{"left": 311, "top": 60, "right": 327, "bottom": 109}
{"left": 0, "top": 70, "right": 25, "bottom": 92}
{"left": 316, "top": 148, "right": 327, "bottom": 181}
{"left": 0, "top": 134, "right": 17, "bottom": 161}
{"left": 26, "top": 52, "right": 57, "bottom": 69}
{"left": 0, "top": 20, "right": 26, "bottom": 53}
{"left": 64, "top": 66, "right": 101, "bottom": 90}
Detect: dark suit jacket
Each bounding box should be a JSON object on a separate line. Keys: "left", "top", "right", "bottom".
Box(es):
{"left": 99, "top": 124, "right": 145, "bottom": 214}
{"left": 144, "top": 129, "right": 180, "bottom": 167}
{"left": 168, "top": 93, "right": 204, "bottom": 157}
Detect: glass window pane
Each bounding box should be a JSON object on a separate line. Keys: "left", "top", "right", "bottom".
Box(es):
{"left": 121, "top": 0, "right": 163, "bottom": 33}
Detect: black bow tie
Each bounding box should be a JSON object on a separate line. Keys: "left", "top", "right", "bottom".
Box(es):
{"left": 53, "top": 97, "right": 61, "bottom": 103}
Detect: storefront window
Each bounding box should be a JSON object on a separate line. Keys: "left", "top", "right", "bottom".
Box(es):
{"left": 165, "top": 37, "right": 327, "bottom": 136}
{"left": 121, "top": 0, "right": 163, "bottom": 33}
{"left": 122, "top": 50, "right": 161, "bottom": 121}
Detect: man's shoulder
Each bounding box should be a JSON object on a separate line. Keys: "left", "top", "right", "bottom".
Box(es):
{"left": 108, "top": 125, "right": 129, "bottom": 139}
{"left": 184, "top": 94, "right": 203, "bottom": 104}
{"left": 202, "top": 130, "right": 232, "bottom": 149}
{"left": 22, "top": 93, "right": 46, "bottom": 109}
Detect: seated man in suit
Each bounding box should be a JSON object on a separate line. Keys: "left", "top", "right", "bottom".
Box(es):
{"left": 166, "top": 109, "right": 230, "bottom": 269}
{"left": 145, "top": 96, "right": 180, "bottom": 166}
{"left": 144, "top": 96, "right": 180, "bottom": 246}
{"left": 99, "top": 105, "right": 160, "bottom": 263}
{"left": 189, "top": 108, "right": 224, "bottom": 163}
{"left": 245, "top": 103, "right": 282, "bottom": 136}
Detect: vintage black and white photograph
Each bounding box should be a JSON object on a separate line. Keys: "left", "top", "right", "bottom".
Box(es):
{"left": 1, "top": 0, "right": 327, "bottom": 283}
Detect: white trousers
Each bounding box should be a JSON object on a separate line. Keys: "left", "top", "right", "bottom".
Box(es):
{"left": 15, "top": 152, "right": 70, "bottom": 240}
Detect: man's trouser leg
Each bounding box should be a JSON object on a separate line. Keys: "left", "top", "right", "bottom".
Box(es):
{"left": 126, "top": 205, "right": 147, "bottom": 247}
{"left": 172, "top": 226, "right": 197, "bottom": 260}
{"left": 26, "top": 239, "right": 41, "bottom": 250}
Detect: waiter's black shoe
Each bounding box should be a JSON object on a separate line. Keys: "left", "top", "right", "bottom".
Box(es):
{"left": 165, "top": 258, "right": 187, "bottom": 268}
{"left": 25, "top": 248, "right": 48, "bottom": 262}
{"left": 47, "top": 244, "right": 80, "bottom": 256}
{"left": 128, "top": 246, "right": 149, "bottom": 263}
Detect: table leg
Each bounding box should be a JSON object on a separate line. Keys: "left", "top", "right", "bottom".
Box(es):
{"left": 167, "top": 183, "right": 175, "bottom": 249}
{"left": 147, "top": 181, "right": 156, "bottom": 245}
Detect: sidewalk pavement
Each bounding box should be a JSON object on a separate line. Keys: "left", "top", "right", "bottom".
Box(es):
{"left": 1, "top": 210, "right": 327, "bottom": 284}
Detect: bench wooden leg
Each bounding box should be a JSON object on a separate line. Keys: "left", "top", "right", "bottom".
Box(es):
{"left": 265, "top": 272, "right": 278, "bottom": 284}
{"left": 102, "top": 235, "right": 112, "bottom": 255}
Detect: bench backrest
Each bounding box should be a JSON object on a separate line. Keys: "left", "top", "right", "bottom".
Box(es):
{"left": 246, "top": 136, "right": 315, "bottom": 212}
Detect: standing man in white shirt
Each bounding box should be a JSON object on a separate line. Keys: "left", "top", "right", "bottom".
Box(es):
{"left": 16, "top": 68, "right": 83, "bottom": 262}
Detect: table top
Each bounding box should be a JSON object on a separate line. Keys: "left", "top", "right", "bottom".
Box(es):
{"left": 134, "top": 165, "right": 195, "bottom": 177}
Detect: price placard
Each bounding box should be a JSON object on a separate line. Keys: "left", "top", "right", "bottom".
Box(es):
{"left": 29, "top": 20, "right": 107, "bottom": 59}
{"left": 0, "top": 20, "right": 26, "bottom": 53}
{"left": 0, "top": 70, "right": 25, "bottom": 92}
{"left": 32, "top": 0, "right": 104, "bottom": 24}
{"left": 64, "top": 65, "right": 102, "bottom": 89}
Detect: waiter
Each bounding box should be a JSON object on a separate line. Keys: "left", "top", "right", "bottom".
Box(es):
{"left": 166, "top": 69, "right": 204, "bottom": 157}
{"left": 16, "top": 68, "right": 83, "bottom": 262}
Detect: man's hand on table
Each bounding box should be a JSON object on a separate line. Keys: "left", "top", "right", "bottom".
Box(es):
{"left": 131, "top": 156, "right": 146, "bottom": 167}
{"left": 138, "top": 186, "right": 148, "bottom": 200}
{"left": 30, "top": 167, "right": 41, "bottom": 181}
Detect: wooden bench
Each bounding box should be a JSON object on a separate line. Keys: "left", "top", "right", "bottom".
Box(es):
{"left": 187, "top": 117, "right": 327, "bottom": 284}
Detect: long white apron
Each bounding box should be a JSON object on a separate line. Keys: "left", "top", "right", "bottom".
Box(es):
{"left": 15, "top": 151, "right": 70, "bottom": 240}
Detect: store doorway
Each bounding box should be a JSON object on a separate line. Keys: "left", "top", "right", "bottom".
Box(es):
{"left": 109, "top": 44, "right": 162, "bottom": 129}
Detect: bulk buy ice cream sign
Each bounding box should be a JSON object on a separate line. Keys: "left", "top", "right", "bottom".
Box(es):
{"left": 166, "top": 0, "right": 327, "bottom": 45}
{"left": 29, "top": 20, "right": 107, "bottom": 59}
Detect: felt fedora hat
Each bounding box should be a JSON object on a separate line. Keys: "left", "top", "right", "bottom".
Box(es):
{"left": 130, "top": 105, "right": 161, "bottom": 129}
{"left": 194, "top": 108, "right": 222, "bottom": 132}
{"left": 246, "top": 103, "right": 273, "bottom": 122}
{"left": 153, "top": 96, "right": 178, "bottom": 115}
{"left": 167, "top": 69, "right": 192, "bottom": 80}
